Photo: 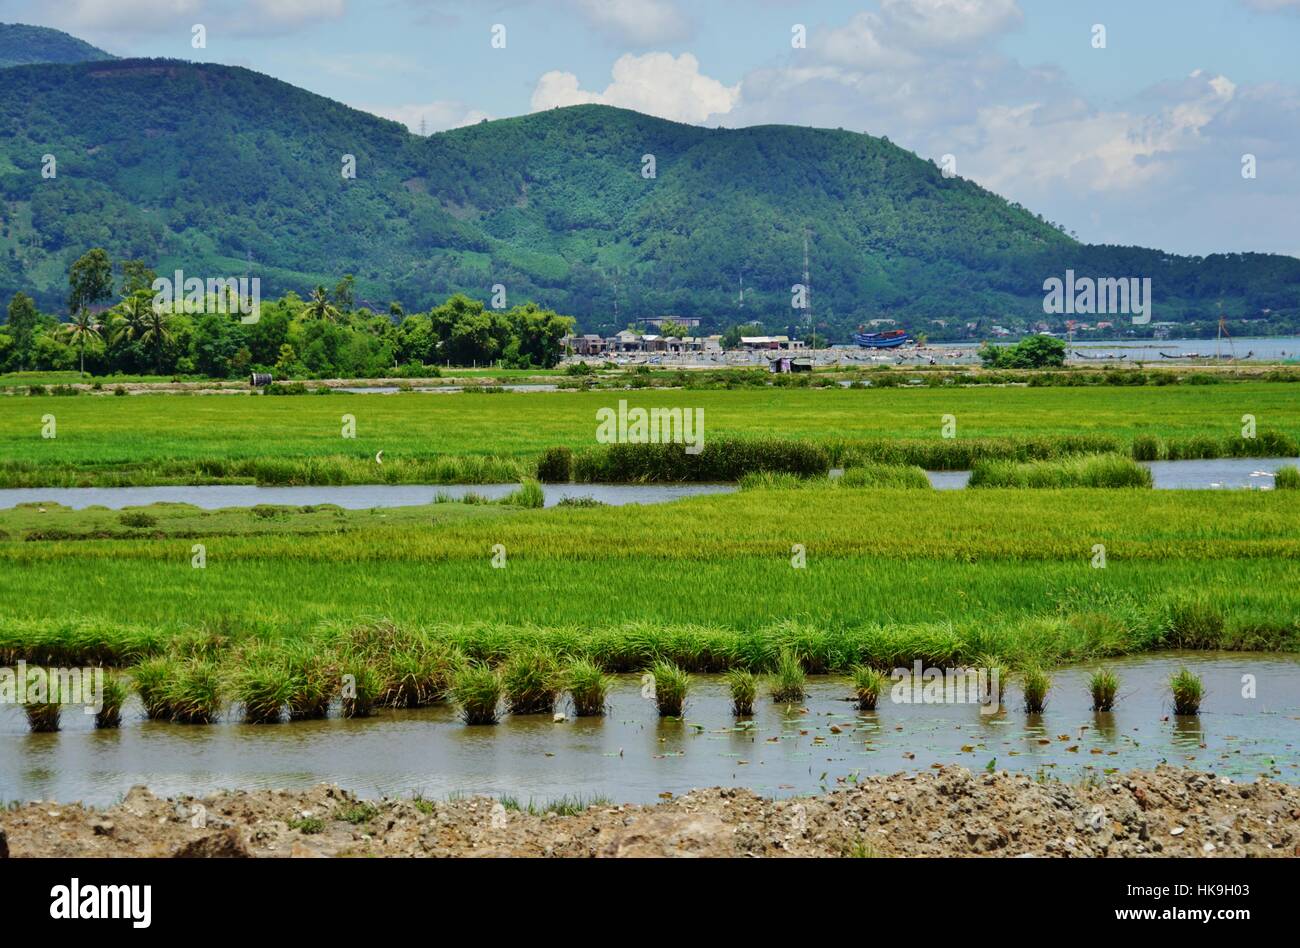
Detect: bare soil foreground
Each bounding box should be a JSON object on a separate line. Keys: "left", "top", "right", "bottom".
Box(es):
{"left": 3, "top": 766, "right": 1297, "bottom": 858}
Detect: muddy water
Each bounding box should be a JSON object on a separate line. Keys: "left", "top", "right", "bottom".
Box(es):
{"left": 0, "top": 483, "right": 737, "bottom": 510}
{"left": 2, "top": 653, "right": 1295, "bottom": 807}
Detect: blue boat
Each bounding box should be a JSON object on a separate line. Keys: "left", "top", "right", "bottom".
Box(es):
{"left": 853, "top": 329, "right": 912, "bottom": 348}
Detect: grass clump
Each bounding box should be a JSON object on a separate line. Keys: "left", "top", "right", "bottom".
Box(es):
{"left": 969, "top": 453, "right": 1152, "bottom": 488}
{"left": 850, "top": 665, "right": 888, "bottom": 711}
{"left": 95, "top": 672, "right": 130, "bottom": 729}
{"left": 285, "top": 644, "right": 336, "bottom": 720}
{"left": 727, "top": 668, "right": 757, "bottom": 715}
{"left": 1164, "top": 598, "right": 1226, "bottom": 649}
{"left": 563, "top": 658, "right": 610, "bottom": 717}
{"left": 229, "top": 650, "right": 295, "bottom": 724}
{"left": 23, "top": 670, "right": 63, "bottom": 732}
{"left": 452, "top": 663, "right": 503, "bottom": 725}
{"left": 769, "top": 649, "right": 807, "bottom": 703}
{"left": 289, "top": 817, "right": 325, "bottom": 834}
{"left": 339, "top": 663, "right": 382, "bottom": 719}
{"left": 1088, "top": 667, "right": 1119, "bottom": 712}
{"left": 649, "top": 660, "right": 689, "bottom": 717}
{"left": 839, "top": 463, "right": 931, "bottom": 489}
{"left": 1274, "top": 465, "right": 1300, "bottom": 490}
{"left": 165, "top": 659, "right": 224, "bottom": 724}
{"left": 501, "top": 647, "right": 560, "bottom": 714}
{"left": 1170, "top": 668, "right": 1204, "bottom": 715}
{"left": 1021, "top": 666, "right": 1052, "bottom": 714}
{"left": 1130, "top": 434, "right": 1163, "bottom": 462}
{"left": 130, "top": 656, "right": 176, "bottom": 720}
{"left": 499, "top": 478, "right": 545, "bottom": 508}
{"left": 337, "top": 802, "right": 379, "bottom": 824}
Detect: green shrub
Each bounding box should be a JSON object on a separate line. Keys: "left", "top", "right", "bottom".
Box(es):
{"left": 536, "top": 446, "right": 573, "bottom": 483}
{"left": 117, "top": 510, "right": 158, "bottom": 528}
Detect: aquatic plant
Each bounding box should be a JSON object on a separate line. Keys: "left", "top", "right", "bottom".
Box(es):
{"left": 838, "top": 463, "right": 931, "bottom": 489}
{"left": 1170, "top": 667, "right": 1204, "bottom": 715}
{"left": 1129, "top": 434, "right": 1163, "bottom": 462}
{"left": 1088, "top": 667, "right": 1119, "bottom": 712}
{"left": 229, "top": 650, "right": 295, "bottom": 724}
{"left": 501, "top": 647, "right": 561, "bottom": 714}
{"left": 23, "top": 670, "right": 62, "bottom": 733}
{"left": 452, "top": 664, "right": 503, "bottom": 725}
{"left": 130, "top": 656, "right": 176, "bottom": 720}
{"left": 563, "top": 658, "right": 610, "bottom": 717}
{"left": 572, "top": 437, "right": 830, "bottom": 483}
{"left": 1164, "top": 598, "right": 1226, "bottom": 649}
{"left": 339, "top": 663, "right": 383, "bottom": 719}
{"left": 165, "top": 659, "right": 224, "bottom": 724}
{"left": 649, "top": 660, "right": 689, "bottom": 717}
{"left": 1021, "top": 666, "right": 1052, "bottom": 714}
{"left": 95, "top": 672, "right": 129, "bottom": 729}
{"left": 499, "top": 478, "right": 545, "bottom": 508}
{"left": 285, "top": 643, "right": 336, "bottom": 720}
{"left": 969, "top": 454, "right": 1152, "bottom": 488}
{"left": 1274, "top": 465, "right": 1300, "bottom": 490}
{"left": 769, "top": 649, "right": 807, "bottom": 703}
{"left": 850, "top": 665, "right": 888, "bottom": 711}
{"left": 727, "top": 668, "right": 757, "bottom": 715}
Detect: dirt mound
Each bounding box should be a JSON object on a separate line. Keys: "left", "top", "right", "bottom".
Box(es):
{"left": 2, "top": 766, "right": 1296, "bottom": 858}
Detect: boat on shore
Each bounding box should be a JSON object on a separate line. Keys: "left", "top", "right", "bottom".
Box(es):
{"left": 853, "top": 329, "right": 912, "bottom": 348}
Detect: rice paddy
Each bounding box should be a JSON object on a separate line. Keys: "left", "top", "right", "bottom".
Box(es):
{"left": 4, "top": 381, "right": 1298, "bottom": 486}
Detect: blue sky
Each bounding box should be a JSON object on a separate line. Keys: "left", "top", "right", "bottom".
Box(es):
{"left": 4, "top": 0, "right": 1299, "bottom": 257}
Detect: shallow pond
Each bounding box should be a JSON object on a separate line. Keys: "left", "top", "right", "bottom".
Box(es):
{"left": 0, "top": 483, "right": 737, "bottom": 510}
{"left": 3, "top": 653, "right": 1294, "bottom": 807}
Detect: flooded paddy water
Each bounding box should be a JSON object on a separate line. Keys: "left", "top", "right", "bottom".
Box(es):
{"left": 3, "top": 653, "right": 1295, "bottom": 807}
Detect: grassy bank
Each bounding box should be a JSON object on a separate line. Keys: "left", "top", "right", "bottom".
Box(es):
{"left": 3, "top": 383, "right": 1298, "bottom": 486}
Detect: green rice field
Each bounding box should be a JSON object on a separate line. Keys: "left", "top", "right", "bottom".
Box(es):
{"left": 2, "top": 382, "right": 1298, "bottom": 485}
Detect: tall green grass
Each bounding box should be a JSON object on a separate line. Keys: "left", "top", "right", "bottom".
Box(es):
{"left": 769, "top": 649, "right": 807, "bottom": 703}
{"left": 1170, "top": 668, "right": 1204, "bottom": 715}
{"left": 452, "top": 664, "right": 502, "bottom": 725}
{"left": 501, "top": 647, "right": 560, "bottom": 714}
{"left": 573, "top": 438, "right": 829, "bottom": 483}
{"left": 850, "top": 665, "right": 887, "bottom": 711}
{"left": 563, "top": 658, "right": 610, "bottom": 717}
{"left": 1021, "top": 666, "right": 1052, "bottom": 714}
{"left": 969, "top": 454, "right": 1152, "bottom": 488}
{"left": 726, "top": 668, "right": 757, "bottom": 715}
{"left": 1088, "top": 667, "right": 1119, "bottom": 712}
{"left": 649, "top": 661, "right": 689, "bottom": 717}
{"left": 1275, "top": 466, "right": 1300, "bottom": 490}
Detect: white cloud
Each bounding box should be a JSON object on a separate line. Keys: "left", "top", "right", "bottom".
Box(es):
{"left": 531, "top": 52, "right": 738, "bottom": 124}
{"left": 57, "top": 0, "right": 202, "bottom": 33}
{"left": 247, "top": 0, "right": 346, "bottom": 26}
{"left": 571, "top": 0, "right": 690, "bottom": 46}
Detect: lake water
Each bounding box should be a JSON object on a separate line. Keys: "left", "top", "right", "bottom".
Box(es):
{"left": 0, "top": 483, "right": 737, "bottom": 510}
{"left": 3, "top": 653, "right": 1294, "bottom": 806}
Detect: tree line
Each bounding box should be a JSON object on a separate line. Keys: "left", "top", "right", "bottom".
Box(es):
{"left": 0, "top": 249, "right": 576, "bottom": 378}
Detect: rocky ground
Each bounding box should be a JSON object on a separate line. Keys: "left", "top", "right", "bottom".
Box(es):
{"left": 2, "top": 765, "right": 1296, "bottom": 858}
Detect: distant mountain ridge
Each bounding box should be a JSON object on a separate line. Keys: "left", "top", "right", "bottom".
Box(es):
{"left": 0, "top": 23, "right": 114, "bottom": 68}
{"left": 1, "top": 50, "right": 1298, "bottom": 338}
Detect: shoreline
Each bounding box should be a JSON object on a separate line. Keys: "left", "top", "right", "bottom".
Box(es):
{"left": 3, "top": 765, "right": 1295, "bottom": 858}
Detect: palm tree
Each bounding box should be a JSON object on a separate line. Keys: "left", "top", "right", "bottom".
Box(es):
{"left": 138, "top": 309, "right": 175, "bottom": 374}
{"left": 303, "top": 286, "right": 342, "bottom": 323}
{"left": 111, "top": 290, "right": 151, "bottom": 347}
{"left": 62, "top": 310, "right": 102, "bottom": 376}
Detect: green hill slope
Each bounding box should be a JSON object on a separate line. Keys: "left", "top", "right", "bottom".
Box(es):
{"left": 1, "top": 57, "right": 1297, "bottom": 337}
{"left": 0, "top": 23, "right": 114, "bottom": 68}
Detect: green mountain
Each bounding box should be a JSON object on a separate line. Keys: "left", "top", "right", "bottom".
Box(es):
{"left": 2, "top": 56, "right": 1298, "bottom": 338}
{"left": 0, "top": 23, "right": 114, "bottom": 68}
